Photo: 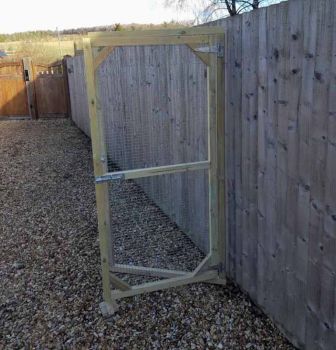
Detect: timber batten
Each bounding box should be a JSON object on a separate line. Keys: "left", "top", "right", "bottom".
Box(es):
{"left": 82, "top": 29, "right": 226, "bottom": 314}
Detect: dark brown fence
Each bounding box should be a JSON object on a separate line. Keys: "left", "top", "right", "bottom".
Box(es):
{"left": 0, "top": 59, "right": 71, "bottom": 119}
{"left": 0, "top": 61, "right": 29, "bottom": 117}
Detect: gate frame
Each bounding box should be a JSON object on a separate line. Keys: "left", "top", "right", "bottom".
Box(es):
{"left": 83, "top": 27, "right": 226, "bottom": 315}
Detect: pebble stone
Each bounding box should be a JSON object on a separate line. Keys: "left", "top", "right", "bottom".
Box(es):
{"left": 0, "top": 120, "right": 295, "bottom": 349}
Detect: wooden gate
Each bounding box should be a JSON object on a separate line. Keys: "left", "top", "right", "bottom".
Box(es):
{"left": 33, "top": 61, "right": 70, "bottom": 118}
{"left": 83, "top": 27, "right": 226, "bottom": 314}
{"left": 0, "top": 61, "right": 30, "bottom": 117}
{"left": 0, "top": 59, "right": 70, "bottom": 119}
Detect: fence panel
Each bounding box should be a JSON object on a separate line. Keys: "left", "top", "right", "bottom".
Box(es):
{"left": 67, "top": 0, "right": 336, "bottom": 347}
{"left": 0, "top": 61, "right": 29, "bottom": 117}
{"left": 33, "top": 62, "right": 70, "bottom": 118}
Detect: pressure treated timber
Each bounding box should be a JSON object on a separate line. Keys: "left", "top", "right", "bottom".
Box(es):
{"left": 191, "top": 253, "right": 212, "bottom": 276}
{"left": 215, "top": 34, "right": 226, "bottom": 280}
{"left": 96, "top": 160, "right": 210, "bottom": 182}
{"left": 111, "top": 270, "right": 218, "bottom": 300}
{"left": 94, "top": 46, "right": 115, "bottom": 71}
{"left": 186, "top": 44, "right": 210, "bottom": 66}
{"left": 88, "top": 27, "right": 224, "bottom": 38}
{"left": 90, "top": 35, "right": 210, "bottom": 48}
{"left": 207, "top": 35, "right": 220, "bottom": 268}
{"left": 110, "top": 273, "right": 132, "bottom": 291}
{"left": 83, "top": 38, "right": 114, "bottom": 306}
{"left": 82, "top": 28, "right": 225, "bottom": 315}
{"left": 110, "top": 265, "right": 188, "bottom": 278}
{"left": 71, "top": 1, "right": 336, "bottom": 347}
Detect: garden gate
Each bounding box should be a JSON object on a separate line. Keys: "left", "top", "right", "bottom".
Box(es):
{"left": 83, "top": 28, "right": 226, "bottom": 314}
{"left": 0, "top": 61, "right": 30, "bottom": 117}
{"left": 33, "top": 61, "right": 70, "bottom": 118}
{"left": 0, "top": 59, "right": 70, "bottom": 119}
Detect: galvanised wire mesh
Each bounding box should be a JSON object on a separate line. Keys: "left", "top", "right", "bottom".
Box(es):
{"left": 97, "top": 44, "right": 208, "bottom": 172}
{"left": 98, "top": 45, "right": 209, "bottom": 286}
{"left": 108, "top": 170, "right": 209, "bottom": 286}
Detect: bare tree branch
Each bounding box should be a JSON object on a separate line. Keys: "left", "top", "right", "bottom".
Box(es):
{"left": 164, "top": 0, "right": 282, "bottom": 21}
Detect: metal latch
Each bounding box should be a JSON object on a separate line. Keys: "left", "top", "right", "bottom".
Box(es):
{"left": 95, "top": 173, "right": 124, "bottom": 184}
{"left": 194, "top": 44, "right": 224, "bottom": 57}
{"left": 24, "top": 69, "right": 30, "bottom": 81}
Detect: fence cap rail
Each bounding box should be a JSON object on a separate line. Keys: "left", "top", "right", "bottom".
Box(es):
{"left": 88, "top": 27, "right": 225, "bottom": 38}
{"left": 86, "top": 27, "right": 224, "bottom": 48}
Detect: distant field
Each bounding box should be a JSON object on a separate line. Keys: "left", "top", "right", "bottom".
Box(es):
{"left": 0, "top": 40, "right": 75, "bottom": 63}
{"left": 0, "top": 22, "right": 191, "bottom": 64}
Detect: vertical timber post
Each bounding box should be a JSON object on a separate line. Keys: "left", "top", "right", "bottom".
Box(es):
{"left": 62, "top": 57, "right": 72, "bottom": 119}
{"left": 83, "top": 38, "right": 117, "bottom": 315}
{"left": 208, "top": 34, "right": 226, "bottom": 282}
{"left": 217, "top": 34, "right": 226, "bottom": 280}
{"left": 22, "top": 57, "right": 37, "bottom": 119}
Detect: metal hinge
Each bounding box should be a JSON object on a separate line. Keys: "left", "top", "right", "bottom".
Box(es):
{"left": 95, "top": 173, "right": 124, "bottom": 184}
{"left": 194, "top": 44, "right": 224, "bottom": 57}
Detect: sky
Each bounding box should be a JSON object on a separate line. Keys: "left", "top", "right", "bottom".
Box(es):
{"left": 0, "top": 0, "right": 193, "bottom": 34}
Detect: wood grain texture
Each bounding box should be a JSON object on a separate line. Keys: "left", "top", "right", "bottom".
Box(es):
{"left": 97, "top": 44, "right": 209, "bottom": 252}
{"left": 33, "top": 62, "right": 69, "bottom": 118}
{"left": 67, "top": 1, "right": 336, "bottom": 347}
{"left": 0, "top": 61, "right": 29, "bottom": 116}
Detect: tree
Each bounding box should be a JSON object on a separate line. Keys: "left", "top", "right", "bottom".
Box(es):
{"left": 165, "top": 0, "right": 282, "bottom": 23}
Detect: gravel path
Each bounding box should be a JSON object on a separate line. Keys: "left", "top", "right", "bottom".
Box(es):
{"left": 0, "top": 119, "right": 295, "bottom": 349}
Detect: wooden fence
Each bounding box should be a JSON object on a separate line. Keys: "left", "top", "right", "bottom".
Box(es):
{"left": 66, "top": 0, "right": 336, "bottom": 348}
{"left": 67, "top": 44, "right": 209, "bottom": 250}
{"left": 212, "top": 1, "right": 336, "bottom": 348}
{"left": 0, "top": 59, "right": 71, "bottom": 119}
{"left": 0, "top": 61, "right": 30, "bottom": 116}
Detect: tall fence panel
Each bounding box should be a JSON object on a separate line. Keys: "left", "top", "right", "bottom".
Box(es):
{"left": 208, "top": 0, "right": 336, "bottom": 348}
{"left": 67, "top": 56, "right": 90, "bottom": 135}
{"left": 0, "top": 61, "right": 29, "bottom": 117}
{"left": 67, "top": 45, "right": 210, "bottom": 251}
{"left": 66, "top": 0, "right": 336, "bottom": 348}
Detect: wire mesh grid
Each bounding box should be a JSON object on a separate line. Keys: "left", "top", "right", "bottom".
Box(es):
{"left": 97, "top": 44, "right": 208, "bottom": 172}
{"left": 108, "top": 169, "right": 209, "bottom": 286}
{"left": 97, "top": 44, "right": 210, "bottom": 287}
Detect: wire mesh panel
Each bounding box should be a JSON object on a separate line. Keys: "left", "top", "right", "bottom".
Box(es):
{"left": 108, "top": 169, "right": 209, "bottom": 286}
{"left": 83, "top": 29, "right": 225, "bottom": 311}
{"left": 97, "top": 45, "right": 208, "bottom": 172}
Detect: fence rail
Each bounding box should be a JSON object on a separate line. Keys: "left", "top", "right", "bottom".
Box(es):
{"left": 0, "top": 58, "right": 70, "bottom": 119}
{"left": 66, "top": 0, "right": 336, "bottom": 348}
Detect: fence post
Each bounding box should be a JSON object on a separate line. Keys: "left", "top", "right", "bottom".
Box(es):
{"left": 62, "top": 56, "right": 72, "bottom": 119}
{"left": 208, "top": 34, "right": 226, "bottom": 282}
{"left": 83, "top": 38, "right": 117, "bottom": 315}
{"left": 22, "top": 57, "right": 37, "bottom": 119}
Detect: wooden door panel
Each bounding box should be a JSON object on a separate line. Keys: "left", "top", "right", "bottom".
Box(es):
{"left": 33, "top": 62, "right": 69, "bottom": 118}
{"left": 0, "top": 62, "right": 29, "bottom": 116}
{"left": 34, "top": 75, "right": 67, "bottom": 117}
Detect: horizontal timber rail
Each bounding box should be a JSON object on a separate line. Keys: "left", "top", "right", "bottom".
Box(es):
{"left": 111, "top": 270, "right": 218, "bottom": 300}
{"left": 88, "top": 27, "right": 224, "bottom": 38}
{"left": 110, "top": 265, "right": 188, "bottom": 278}
{"left": 75, "top": 28, "right": 224, "bottom": 54}
{"left": 95, "top": 160, "right": 210, "bottom": 183}
{"left": 89, "top": 35, "right": 211, "bottom": 47}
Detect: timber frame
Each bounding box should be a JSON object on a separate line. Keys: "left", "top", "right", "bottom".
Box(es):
{"left": 83, "top": 27, "right": 226, "bottom": 315}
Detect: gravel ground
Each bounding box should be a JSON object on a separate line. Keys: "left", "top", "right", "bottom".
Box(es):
{"left": 0, "top": 119, "right": 295, "bottom": 349}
